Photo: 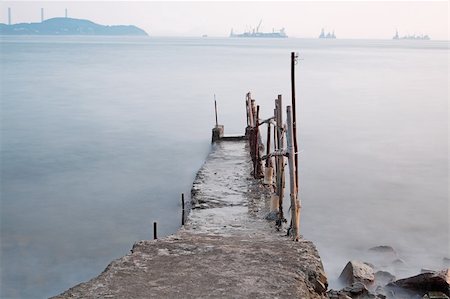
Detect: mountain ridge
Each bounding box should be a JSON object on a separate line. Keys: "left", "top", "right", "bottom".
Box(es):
{"left": 0, "top": 17, "right": 148, "bottom": 36}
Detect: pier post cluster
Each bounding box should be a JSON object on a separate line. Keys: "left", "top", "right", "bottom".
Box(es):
{"left": 245, "top": 52, "right": 301, "bottom": 241}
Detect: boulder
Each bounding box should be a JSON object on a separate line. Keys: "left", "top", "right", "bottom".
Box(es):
{"left": 375, "top": 270, "right": 396, "bottom": 286}
{"left": 327, "top": 289, "right": 352, "bottom": 299}
{"left": 388, "top": 268, "right": 450, "bottom": 296}
{"left": 328, "top": 282, "right": 385, "bottom": 299}
{"left": 422, "top": 291, "right": 450, "bottom": 299}
{"left": 339, "top": 261, "right": 375, "bottom": 287}
{"left": 392, "top": 258, "right": 406, "bottom": 266}
{"left": 368, "top": 246, "right": 397, "bottom": 255}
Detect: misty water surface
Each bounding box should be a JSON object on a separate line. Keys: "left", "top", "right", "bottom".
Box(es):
{"left": 0, "top": 36, "right": 448, "bottom": 298}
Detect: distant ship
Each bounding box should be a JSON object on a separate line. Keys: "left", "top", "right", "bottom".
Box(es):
{"left": 230, "top": 20, "right": 287, "bottom": 38}
{"left": 319, "top": 28, "right": 336, "bottom": 39}
{"left": 393, "top": 29, "right": 430, "bottom": 40}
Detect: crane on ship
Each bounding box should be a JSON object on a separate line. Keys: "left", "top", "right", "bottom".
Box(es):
{"left": 256, "top": 19, "right": 262, "bottom": 33}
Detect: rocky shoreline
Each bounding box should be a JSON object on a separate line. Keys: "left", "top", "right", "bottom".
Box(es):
{"left": 327, "top": 246, "right": 449, "bottom": 299}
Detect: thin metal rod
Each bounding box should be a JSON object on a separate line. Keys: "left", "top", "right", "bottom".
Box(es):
{"left": 181, "top": 193, "right": 185, "bottom": 226}
{"left": 291, "top": 52, "right": 299, "bottom": 191}
{"left": 153, "top": 222, "right": 157, "bottom": 240}
{"left": 214, "top": 94, "right": 218, "bottom": 127}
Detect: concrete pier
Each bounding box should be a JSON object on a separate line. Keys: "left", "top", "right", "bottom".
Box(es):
{"left": 53, "top": 139, "right": 327, "bottom": 298}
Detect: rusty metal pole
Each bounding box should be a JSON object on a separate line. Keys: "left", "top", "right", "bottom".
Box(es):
{"left": 214, "top": 95, "right": 218, "bottom": 127}
{"left": 291, "top": 52, "right": 299, "bottom": 190}
{"left": 181, "top": 193, "right": 185, "bottom": 226}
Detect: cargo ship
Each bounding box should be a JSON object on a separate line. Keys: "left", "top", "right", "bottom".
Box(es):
{"left": 230, "top": 20, "right": 287, "bottom": 38}
{"left": 319, "top": 28, "right": 336, "bottom": 39}
{"left": 393, "top": 29, "right": 430, "bottom": 40}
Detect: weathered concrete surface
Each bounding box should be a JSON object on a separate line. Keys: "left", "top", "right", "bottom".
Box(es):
{"left": 53, "top": 140, "right": 327, "bottom": 299}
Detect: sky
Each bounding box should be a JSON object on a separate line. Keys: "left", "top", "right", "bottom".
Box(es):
{"left": 0, "top": 1, "right": 448, "bottom": 40}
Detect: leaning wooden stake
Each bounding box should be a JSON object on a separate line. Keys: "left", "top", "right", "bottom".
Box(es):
{"left": 286, "top": 106, "right": 300, "bottom": 241}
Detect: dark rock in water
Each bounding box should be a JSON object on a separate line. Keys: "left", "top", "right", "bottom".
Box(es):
{"left": 375, "top": 270, "right": 396, "bottom": 285}
{"left": 392, "top": 258, "right": 406, "bottom": 266}
{"left": 339, "top": 260, "right": 375, "bottom": 287}
{"left": 367, "top": 246, "right": 398, "bottom": 268}
{"left": 387, "top": 268, "right": 450, "bottom": 296}
{"left": 369, "top": 246, "right": 396, "bottom": 254}
{"left": 328, "top": 282, "right": 386, "bottom": 299}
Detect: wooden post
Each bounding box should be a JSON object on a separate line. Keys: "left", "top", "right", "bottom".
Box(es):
{"left": 287, "top": 106, "right": 300, "bottom": 241}
{"left": 153, "top": 222, "right": 157, "bottom": 240}
{"left": 254, "top": 105, "right": 261, "bottom": 178}
{"left": 181, "top": 193, "right": 185, "bottom": 226}
{"left": 248, "top": 94, "right": 254, "bottom": 127}
{"left": 276, "top": 95, "right": 284, "bottom": 221}
{"left": 291, "top": 52, "right": 299, "bottom": 190}
{"left": 245, "top": 97, "right": 249, "bottom": 127}
{"left": 266, "top": 122, "right": 271, "bottom": 167}
{"left": 214, "top": 95, "right": 218, "bottom": 127}
{"left": 273, "top": 107, "right": 278, "bottom": 180}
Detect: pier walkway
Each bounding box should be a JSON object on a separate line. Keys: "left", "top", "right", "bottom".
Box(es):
{"left": 54, "top": 139, "right": 327, "bottom": 299}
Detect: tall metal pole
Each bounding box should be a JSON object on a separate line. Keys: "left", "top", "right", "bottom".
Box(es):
{"left": 41, "top": 8, "right": 44, "bottom": 22}
{"left": 291, "top": 52, "right": 299, "bottom": 191}
{"left": 8, "top": 8, "right": 11, "bottom": 25}
{"left": 214, "top": 94, "right": 218, "bottom": 127}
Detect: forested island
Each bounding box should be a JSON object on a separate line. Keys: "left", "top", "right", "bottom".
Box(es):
{"left": 0, "top": 17, "right": 148, "bottom": 36}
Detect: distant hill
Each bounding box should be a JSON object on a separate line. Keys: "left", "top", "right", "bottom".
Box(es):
{"left": 0, "top": 17, "right": 148, "bottom": 36}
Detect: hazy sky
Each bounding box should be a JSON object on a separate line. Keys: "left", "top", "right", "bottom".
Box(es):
{"left": 1, "top": 1, "right": 448, "bottom": 39}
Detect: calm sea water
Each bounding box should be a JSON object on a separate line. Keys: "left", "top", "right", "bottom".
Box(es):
{"left": 1, "top": 36, "right": 448, "bottom": 298}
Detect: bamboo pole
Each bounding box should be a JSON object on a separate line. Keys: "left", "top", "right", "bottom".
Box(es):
{"left": 273, "top": 108, "right": 278, "bottom": 180}
{"left": 248, "top": 93, "right": 254, "bottom": 127}
{"left": 245, "top": 96, "right": 249, "bottom": 127}
{"left": 276, "top": 95, "right": 284, "bottom": 221}
{"left": 286, "top": 106, "right": 300, "bottom": 241}
{"left": 254, "top": 105, "right": 261, "bottom": 178}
